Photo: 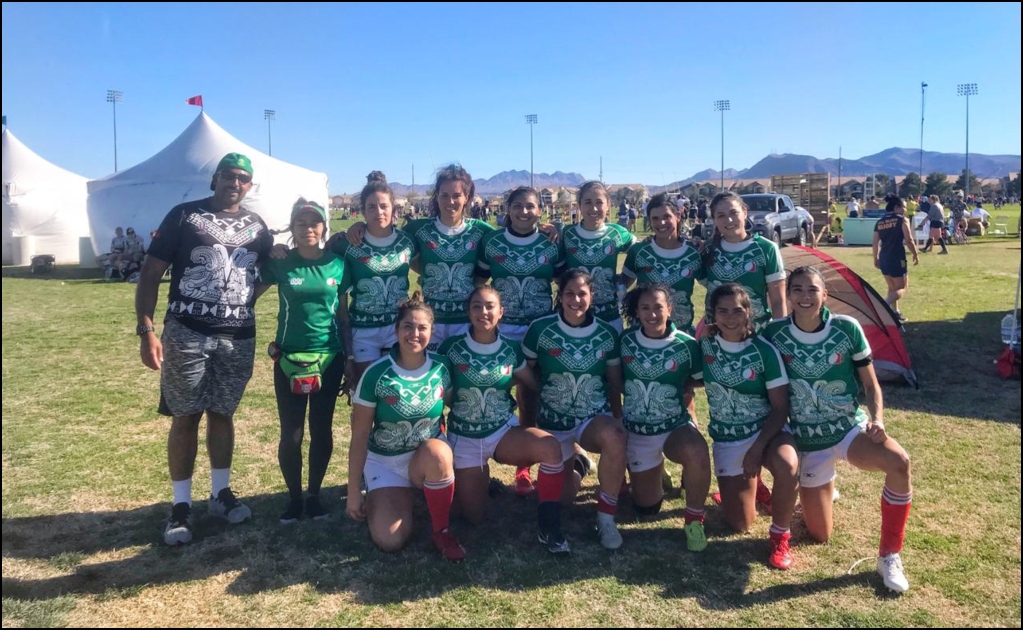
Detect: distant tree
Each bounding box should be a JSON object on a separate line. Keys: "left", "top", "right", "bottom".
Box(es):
{"left": 953, "top": 169, "right": 982, "bottom": 197}
{"left": 924, "top": 172, "right": 953, "bottom": 198}
{"left": 900, "top": 172, "right": 923, "bottom": 198}
{"left": 1010, "top": 172, "right": 1021, "bottom": 198}
{"left": 556, "top": 189, "right": 574, "bottom": 208}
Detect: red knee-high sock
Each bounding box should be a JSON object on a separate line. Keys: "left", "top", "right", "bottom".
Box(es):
{"left": 879, "top": 486, "right": 912, "bottom": 556}
{"left": 536, "top": 462, "right": 565, "bottom": 503}
{"left": 597, "top": 490, "right": 619, "bottom": 516}
{"left": 423, "top": 476, "right": 455, "bottom": 534}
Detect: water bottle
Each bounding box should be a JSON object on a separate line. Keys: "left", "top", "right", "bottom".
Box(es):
{"left": 1002, "top": 314, "right": 1018, "bottom": 345}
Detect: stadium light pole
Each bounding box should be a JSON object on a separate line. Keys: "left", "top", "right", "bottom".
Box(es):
{"left": 106, "top": 90, "right": 123, "bottom": 172}
{"left": 525, "top": 114, "right": 537, "bottom": 188}
{"left": 919, "top": 82, "right": 927, "bottom": 187}
{"left": 957, "top": 83, "right": 978, "bottom": 200}
{"left": 264, "top": 109, "right": 276, "bottom": 156}
{"left": 714, "top": 100, "right": 730, "bottom": 191}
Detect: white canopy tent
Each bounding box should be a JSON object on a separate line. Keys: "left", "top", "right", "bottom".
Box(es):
{"left": 2, "top": 128, "right": 90, "bottom": 264}
{"left": 87, "top": 112, "right": 329, "bottom": 258}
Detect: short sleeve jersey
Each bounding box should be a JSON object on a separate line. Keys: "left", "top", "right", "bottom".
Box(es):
{"left": 873, "top": 212, "right": 907, "bottom": 262}
{"left": 260, "top": 249, "right": 350, "bottom": 353}
{"left": 353, "top": 349, "right": 452, "bottom": 456}
{"left": 623, "top": 240, "right": 704, "bottom": 332}
{"left": 476, "top": 229, "right": 562, "bottom": 327}
{"left": 403, "top": 218, "right": 495, "bottom": 324}
{"left": 148, "top": 198, "right": 273, "bottom": 339}
{"left": 332, "top": 229, "right": 416, "bottom": 329}
{"left": 695, "top": 335, "right": 789, "bottom": 443}
{"left": 763, "top": 311, "right": 871, "bottom": 452}
{"left": 702, "top": 235, "right": 785, "bottom": 331}
{"left": 439, "top": 332, "right": 526, "bottom": 438}
{"left": 620, "top": 325, "right": 702, "bottom": 435}
{"left": 559, "top": 222, "right": 636, "bottom": 322}
{"left": 522, "top": 313, "right": 620, "bottom": 431}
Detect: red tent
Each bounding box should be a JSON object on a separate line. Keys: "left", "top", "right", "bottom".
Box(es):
{"left": 784, "top": 246, "right": 918, "bottom": 388}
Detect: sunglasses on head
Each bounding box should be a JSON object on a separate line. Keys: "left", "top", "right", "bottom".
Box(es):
{"left": 220, "top": 171, "right": 252, "bottom": 184}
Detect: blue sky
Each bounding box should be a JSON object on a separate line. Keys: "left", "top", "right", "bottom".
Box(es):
{"left": 2, "top": 2, "right": 1020, "bottom": 194}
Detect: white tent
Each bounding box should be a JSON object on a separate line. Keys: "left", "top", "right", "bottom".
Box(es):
{"left": 87, "top": 112, "right": 329, "bottom": 258}
{"left": 2, "top": 128, "right": 90, "bottom": 264}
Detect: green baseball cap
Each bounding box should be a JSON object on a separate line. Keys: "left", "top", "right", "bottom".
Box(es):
{"left": 216, "top": 152, "right": 253, "bottom": 176}
{"left": 291, "top": 199, "right": 327, "bottom": 223}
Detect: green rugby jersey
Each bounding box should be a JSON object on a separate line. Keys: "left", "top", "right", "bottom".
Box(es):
{"left": 702, "top": 235, "right": 785, "bottom": 331}
{"left": 523, "top": 313, "right": 620, "bottom": 431}
{"left": 353, "top": 349, "right": 452, "bottom": 456}
{"left": 439, "top": 332, "right": 526, "bottom": 438}
{"left": 261, "top": 250, "right": 349, "bottom": 353}
{"left": 332, "top": 229, "right": 415, "bottom": 329}
{"left": 763, "top": 309, "right": 871, "bottom": 452}
{"left": 476, "top": 228, "right": 562, "bottom": 327}
{"left": 620, "top": 324, "right": 702, "bottom": 435}
{"left": 623, "top": 240, "right": 704, "bottom": 333}
{"left": 403, "top": 218, "right": 495, "bottom": 324}
{"left": 696, "top": 335, "right": 788, "bottom": 443}
{"left": 559, "top": 222, "right": 636, "bottom": 322}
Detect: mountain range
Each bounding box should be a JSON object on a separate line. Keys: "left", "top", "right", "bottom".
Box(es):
{"left": 384, "top": 148, "right": 1020, "bottom": 196}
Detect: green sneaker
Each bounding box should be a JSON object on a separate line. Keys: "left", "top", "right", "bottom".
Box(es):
{"left": 683, "top": 520, "right": 708, "bottom": 552}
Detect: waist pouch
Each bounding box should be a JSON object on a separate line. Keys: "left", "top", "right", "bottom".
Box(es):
{"left": 269, "top": 343, "right": 335, "bottom": 395}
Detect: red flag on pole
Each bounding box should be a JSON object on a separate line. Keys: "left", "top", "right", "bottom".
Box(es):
{"left": 186, "top": 95, "right": 203, "bottom": 107}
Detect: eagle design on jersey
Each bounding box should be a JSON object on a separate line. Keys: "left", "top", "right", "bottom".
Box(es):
{"left": 705, "top": 381, "right": 771, "bottom": 437}
{"left": 372, "top": 417, "right": 439, "bottom": 452}
{"left": 789, "top": 379, "right": 857, "bottom": 427}
{"left": 670, "top": 290, "right": 694, "bottom": 328}
{"left": 452, "top": 387, "right": 513, "bottom": 431}
{"left": 590, "top": 266, "right": 616, "bottom": 309}
{"left": 354, "top": 275, "right": 409, "bottom": 315}
{"left": 422, "top": 262, "right": 475, "bottom": 307}
{"left": 494, "top": 275, "right": 553, "bottom": 320}
{"left": 542, "top": 372, "right": 605, "bottom": 421}
{"left": 623, "top": 380, "right": 679, "bottom": 432}
{"left": 180, "top": 244, "right": 258, "bottom": 305}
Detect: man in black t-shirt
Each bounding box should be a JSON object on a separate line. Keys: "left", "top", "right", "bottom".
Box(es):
{"left": 135, "top": 153, "right": 273, "bottom": 546}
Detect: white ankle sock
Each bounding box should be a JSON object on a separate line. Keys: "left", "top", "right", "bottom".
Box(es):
{"left": 211, "top": 468, "right": 231, "bottom": 496}
{"left": 172, "top": 479, "right": 193, "bottom": 506}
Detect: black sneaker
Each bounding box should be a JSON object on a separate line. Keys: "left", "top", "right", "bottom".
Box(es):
{"left": 163, "top": 502, "right": 193, "bottom": 546}
{"left": 538, "top": 530, "right": 571, "bottom": 555}
{"left": 208, "top": 487, "right": 252, "bottom": 524}
{"left": 305, "top": 495, "right": 329, "bottom": 521}
{"left": 280, "top": 498, "right": 303, "bottom": 525}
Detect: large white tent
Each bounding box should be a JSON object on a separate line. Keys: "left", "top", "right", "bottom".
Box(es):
{"left": 87, "top": 112, "right": 329, "bottom": 258}
{"left": 2, "top": 128, "right": 90, "bottom": 264}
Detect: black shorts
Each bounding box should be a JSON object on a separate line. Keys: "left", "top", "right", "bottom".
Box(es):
{"left": 880, "top": 257, "right": 908, "bottom": 278}
{"left": 929, "top": 220, "right": 944, "bottom": 229}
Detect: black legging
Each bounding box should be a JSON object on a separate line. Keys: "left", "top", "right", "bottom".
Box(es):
{"left": 273, "top": 355, "right": 345, "bottom": 500}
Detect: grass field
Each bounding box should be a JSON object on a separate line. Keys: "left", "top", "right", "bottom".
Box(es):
{"left": 2, "top": 223, "right": 1021, "bottom": 627}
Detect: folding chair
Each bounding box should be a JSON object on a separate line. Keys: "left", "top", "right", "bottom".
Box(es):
{"left": 991, "top": 216, "right": 1010, "bottom": 236}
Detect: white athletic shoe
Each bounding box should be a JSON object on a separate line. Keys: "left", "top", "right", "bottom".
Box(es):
{"left": 877, "top": 552, "right": 910, "bottom": 593}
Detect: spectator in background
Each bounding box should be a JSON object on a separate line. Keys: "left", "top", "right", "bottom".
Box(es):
{"left": 124, "top": 227, "right": 146, "bottom": 269}
{"left": 970, "top": 202, "right": 991, "bottom": 228}
{"left": 846, "top": 198, "right": 860, "bottom": 219}
{"left": 920, "top": 195, "right": 947, "bottom": 254}
{"left": 865, "top": 197, "right": 881, "bottom": 211}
